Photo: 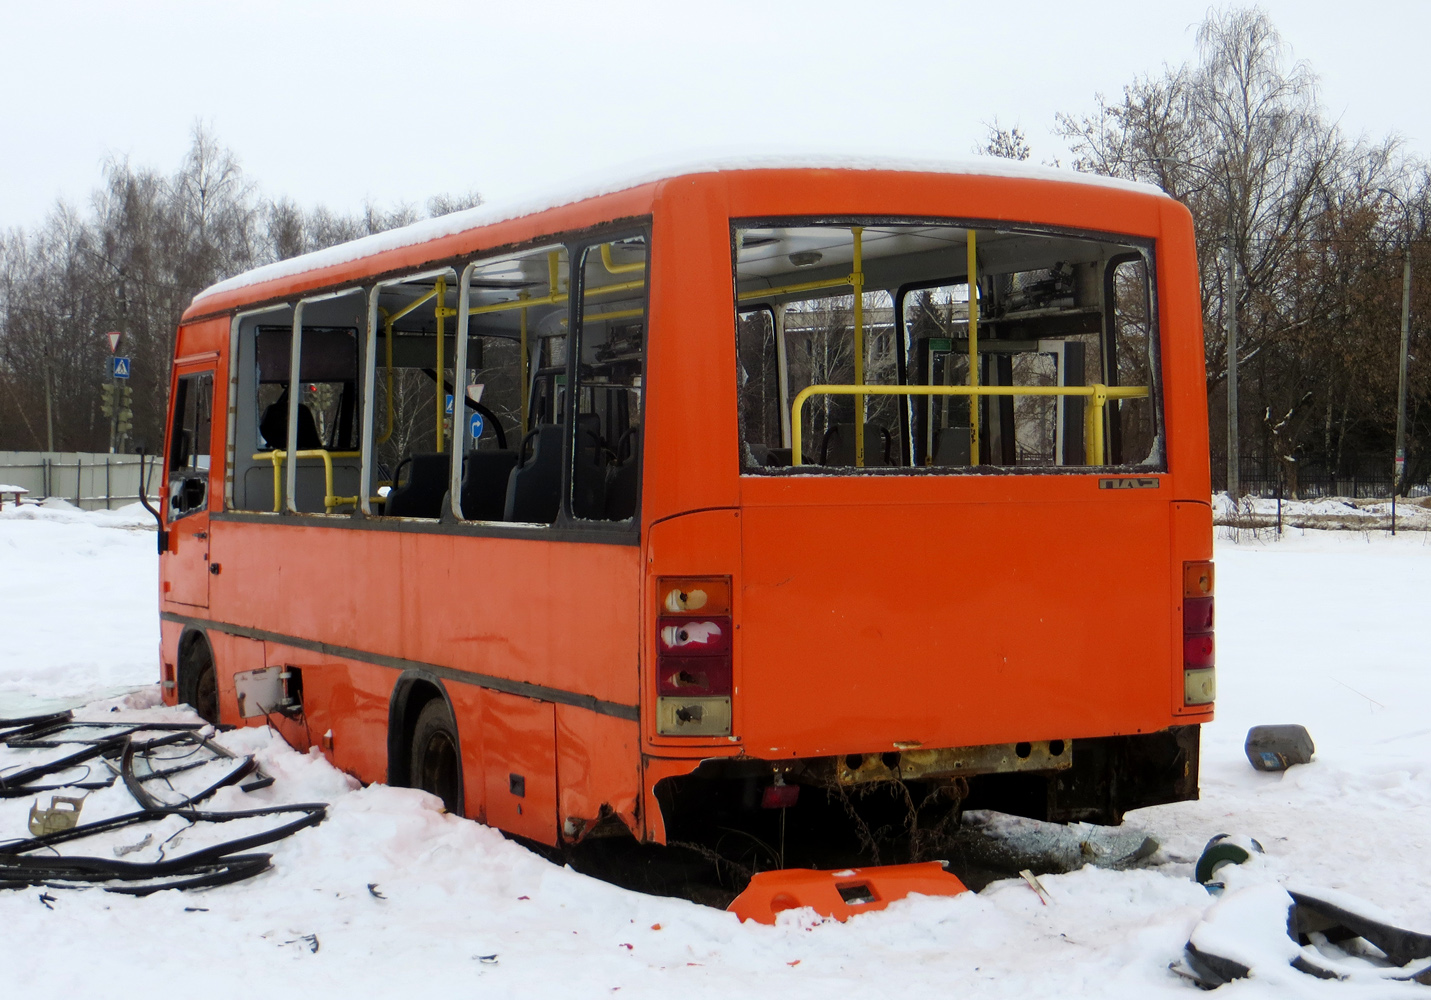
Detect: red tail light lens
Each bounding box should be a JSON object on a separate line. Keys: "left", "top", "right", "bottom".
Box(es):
{"left": 657, "top": 616, "right": 731, "bottom": 657}
{"left": 1184, "top": 633, "right": 1215, "bottom": 669}
{"left": 657, "top": 657, "right": 732, "bottom": 697}
{"left": 1183, "top": 596, "right": 1214, "bottom": 633}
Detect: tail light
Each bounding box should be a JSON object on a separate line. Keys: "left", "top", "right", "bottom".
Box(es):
{"left": 656, "top": 577, "right": 732, "bottom": 736}
{"left": 1183, "top": 560, "right": 1215, "bottom": 705}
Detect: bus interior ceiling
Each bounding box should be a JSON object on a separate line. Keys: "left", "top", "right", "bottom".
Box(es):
{"left": 734, "top": 223, "right": 1157, "bottom": 472}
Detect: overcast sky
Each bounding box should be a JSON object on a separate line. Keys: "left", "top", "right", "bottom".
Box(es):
{"left": 2, "top": 1, "right": 1427, "bottom": 229}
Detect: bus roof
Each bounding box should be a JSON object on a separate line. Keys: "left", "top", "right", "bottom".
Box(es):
{"left": 187, "top": 154, "right": 1170, "bottom": 319}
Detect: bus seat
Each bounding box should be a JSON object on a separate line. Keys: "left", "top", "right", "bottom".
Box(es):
{"left": 504, "top": 424, "right": 563, "bottom": 523}
{"left": 573, "top": 413, "right": 609, "bottom": 518}
{"left": 932, "top": 426, "right": 972, "bottom": 466}
{"left": 820, "top": 423, "right": 892, "bottom": 466}
{"left": 460, "top": 449, "right": 518, "bottom": 521}
{"left": 604, "top": 428, "right": 640, "bottom": 520}
{"left": 385, "top": 452, "right": 451, "bottom": 518}
{"left": 259, "top": 389, "right": 322, "bottom": 451}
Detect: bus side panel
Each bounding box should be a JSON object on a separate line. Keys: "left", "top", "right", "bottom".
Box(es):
{"left": 261, "top": 641, "right": 394, "bottom": 786}
{"left": 447, "top": 682, "right": 487, "bottom": 823}
{"left": 643, "top": 175, "right": 739, "bottom": 526}
{"left": 555, "top": 706, "right": 640, "bottom": 838}
{"left": 206, "top": 630, "right": 264, "bottom": 726}
{"left": 1156, "top": 200, "right": 1212, "bottom": 500}
{"left": 160, "top": 619, "right": 184, "bottom": 706}
{"left": 205, "top": 524, "right": 640, "bottom": 711}
{"left": 483, "top": 691, "right": 557, "bottom": 845}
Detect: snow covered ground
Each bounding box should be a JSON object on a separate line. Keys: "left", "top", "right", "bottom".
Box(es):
{"left": 2, "top": 502, "right": 1430, "bottom": 998}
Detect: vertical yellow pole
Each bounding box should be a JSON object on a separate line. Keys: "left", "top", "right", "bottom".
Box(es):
{"left": 967, "top": 230, "right": 980, "bottom": 467}
{"left": 434, "top": 276, "right": 447, "bottom": 453}
{"left": 519, "top": 297, "right": 530, "bottom": 435}
{"left": 851, "top": 226, "right": 865, "bottom": 467}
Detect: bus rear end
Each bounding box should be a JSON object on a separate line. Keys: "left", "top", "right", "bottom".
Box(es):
{"left": 642, "top": 168, "right": 1211, "bottom": 872}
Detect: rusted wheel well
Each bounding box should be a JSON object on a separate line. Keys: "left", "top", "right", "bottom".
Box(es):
{"left": 387, "top": 672, "right": 456, "bottom": 790}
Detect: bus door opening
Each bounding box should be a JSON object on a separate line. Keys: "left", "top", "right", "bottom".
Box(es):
{"left": 164, "top": 367, "right": 215, "bottom": 607}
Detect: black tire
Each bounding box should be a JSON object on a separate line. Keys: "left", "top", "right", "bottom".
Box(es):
{"left": 181, "top": 634, "right": 219, "bottom": 726}
{"left": 410, "top": 699, "right": 463, "bottom": 814}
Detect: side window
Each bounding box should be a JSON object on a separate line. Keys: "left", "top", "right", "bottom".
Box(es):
{"left": 572, "top": 237, "right": 647, "bottom": 521}
{"left": 449, "top": 246, "right": 568, "bottom": 523}
{"left": 168, "top": 372, "right": 213, "bottom": 518}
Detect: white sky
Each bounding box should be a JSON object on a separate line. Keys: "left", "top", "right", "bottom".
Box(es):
{"left": 2, "top": 1, "right": 1427, "bottom": 229}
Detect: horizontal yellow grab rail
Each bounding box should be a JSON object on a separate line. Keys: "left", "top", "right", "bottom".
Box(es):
{"left": 466, "top": 277, "right": 644, "bottom": 317}
{"left": 253, "top": 450, "right": 361, "bottom": 512}
{"left": 736, "top": 274, "right": 853, "bottom": 303}
{"left": 789, "top": 384, "right": 1149, "bottom": 468}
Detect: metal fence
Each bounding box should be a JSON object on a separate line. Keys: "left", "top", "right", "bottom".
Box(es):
{"left": 1219, "top": 456, "right": 1431, "bottom": 500}
{"left": 0, "top": 452, "right": 159, "bottom": 510}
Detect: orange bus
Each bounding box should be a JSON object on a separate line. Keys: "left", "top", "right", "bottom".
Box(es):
{"left": 157, "top": 160, "right": 1213, "bottom": 880}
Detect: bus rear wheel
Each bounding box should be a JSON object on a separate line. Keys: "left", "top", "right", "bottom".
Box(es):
{"left": 410, "top": 699, "right": 462, "bottom": 814}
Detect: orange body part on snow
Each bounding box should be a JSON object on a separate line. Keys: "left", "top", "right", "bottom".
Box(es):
{"left": 729, "top": 863, "right": 969, "bottom": 924}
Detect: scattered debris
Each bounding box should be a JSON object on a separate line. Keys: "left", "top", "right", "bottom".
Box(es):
{"left": 28, "top": 794, "right": 86, "bottom": 837}
{"left": 1018, "top": 869, "right": 1052, "bottom": 906}
{"left": 950, "top": 810, "right": 1160, "bottom": 879}
{"left": 1178, "top": 882, "right": 1431, "bottom": 987}
{"left": 0, "top": 712, "right": 324, "bottom": 895}
{"left": 1245, "top": 724, "right": 1316, "bottom": 772}
{"left": 1194, "top": 834, "right": 1266, "bottom": 887}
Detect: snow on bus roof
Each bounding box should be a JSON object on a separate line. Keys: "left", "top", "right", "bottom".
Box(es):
{"left": 196, "top": 153, "right": 1167, "bottom": 303}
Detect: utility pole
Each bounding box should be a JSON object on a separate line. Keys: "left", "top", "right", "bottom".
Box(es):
{"left": 1393, "top": 244, "right": 1411, "bottom": 534}
{"left": 1379, "top": 188, "right": 1414, "bottom": 534}
{"left": 44, "top": 350, "right": 54, "bottom": 452}
{"left": 1226, "top": 241, "right": 1240, "bottom": 498}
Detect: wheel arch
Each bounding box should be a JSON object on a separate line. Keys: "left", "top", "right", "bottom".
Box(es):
{"left": 388, "top": 670, "right": 463, "bottom": 795}
{"left": 175, "top": 627, "right": 215, "bottom": 712}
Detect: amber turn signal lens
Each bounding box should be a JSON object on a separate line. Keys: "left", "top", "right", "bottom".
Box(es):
{"left": 659, "top": 577, "right": 731, "bottom": 615}
{"left": 1183, "top": 560, "right": 1214, "bottom": 599}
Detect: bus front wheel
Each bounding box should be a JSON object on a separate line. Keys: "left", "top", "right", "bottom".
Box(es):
{"left": 179, "top": 633, "right": 218, "bottom": 726}
{"left": 410, "top": 699, "right": 462, "bottom": 815}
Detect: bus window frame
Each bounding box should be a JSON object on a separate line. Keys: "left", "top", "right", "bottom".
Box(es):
{"left": 732, "top": 215, "right": 1165, "bottom": 476}
{"left": 359, "top": 266, "right": 459, "bottom": 518}
{"left": 225, "top": 302, "right": 293, "bottom": 514}
{"left": 285, "top": 286, "right": 366, "bottom": 514}
{"left": 562, "top": 229, "right": 651, "bottom": 528}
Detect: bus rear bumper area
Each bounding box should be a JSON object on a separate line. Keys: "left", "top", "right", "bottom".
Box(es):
{"left": 652, "top": 727, "right": 1200, "bottom": 868}
{"left": 728, "top": 861, "right": 968, "bottom": 924}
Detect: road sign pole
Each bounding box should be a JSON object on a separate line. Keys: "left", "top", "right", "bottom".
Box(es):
{"left": 109, "top": 372, "right": 118, "bottom": 454}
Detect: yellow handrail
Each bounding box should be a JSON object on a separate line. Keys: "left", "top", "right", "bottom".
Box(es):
{"left": 600, "top": 242, "right": 644, "bottom": 275}
{"left": 788, "top": 384, "right": 1148, "bottom": 468}
{"left": 253, "top": 450, "right": 361, "bottom": 512}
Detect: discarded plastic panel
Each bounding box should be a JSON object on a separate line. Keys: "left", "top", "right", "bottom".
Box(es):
{"left": 728, "top": 861, "right": 967, "bottom": 924}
